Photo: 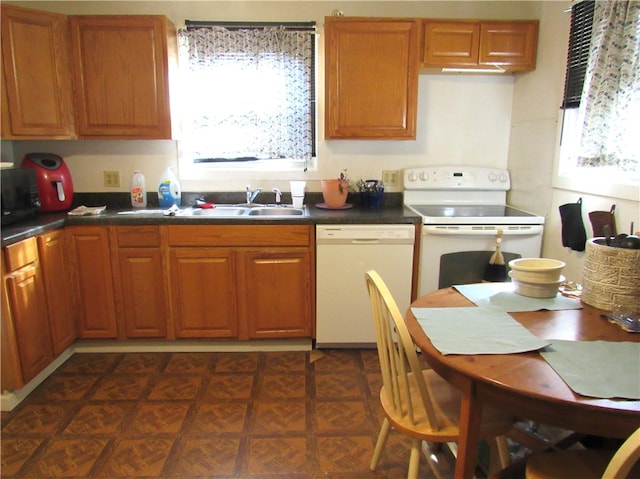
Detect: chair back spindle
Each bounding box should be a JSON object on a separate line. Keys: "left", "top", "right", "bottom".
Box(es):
{"left": 366, "top": 270, "right": 440, "bottom": 430}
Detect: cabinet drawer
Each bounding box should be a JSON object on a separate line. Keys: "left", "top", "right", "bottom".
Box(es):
{"left": 115, "top": 226, "right": 160, "bottom": 247}
{"left": 167, "top": 225, "right": 311, "bottom": 247}
{"left": 4, "top": 237, "right": 38, "bottom": 272}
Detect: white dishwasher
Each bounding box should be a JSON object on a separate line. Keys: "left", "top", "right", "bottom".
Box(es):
{"left": 316, "top": 224, "right": 415, "bottom": 348}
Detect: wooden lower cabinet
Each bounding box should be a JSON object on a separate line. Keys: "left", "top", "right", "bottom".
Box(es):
{"left": 66, "top": 226, "right": 118, "bottom": 338}
{"left": 112, "top": 226, "right": 168, "bottom": 338}
{"left": 169, "top": 248, "right": 238, "bottom": 338}
{"left": 37, "top": 230, "right": 76, "bottom": 355}
{"left": 1, "top": 237, "right": 53, "bottom": 389}
{"left": 63, "top": 224, "right": 314, "bottom": 341}
{"left": 242, "top": 249, "right": 312, "bottom": 338}
{"left": 166, "top": 225, "right": 314, "bottom": 340}
{"left": 115, "top": 248, "right": 168, "bottom": 338}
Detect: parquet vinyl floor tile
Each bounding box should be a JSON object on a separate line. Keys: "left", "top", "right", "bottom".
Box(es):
{"left": 1, "top": 349, "right": 444, "bottom": 478}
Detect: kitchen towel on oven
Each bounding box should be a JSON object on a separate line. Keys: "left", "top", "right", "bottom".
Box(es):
{"left": 559, "top": 198, "right": 587, "bottom": 251}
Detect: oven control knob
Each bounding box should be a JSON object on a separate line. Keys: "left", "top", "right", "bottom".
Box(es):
{"left": 419, "top": 171, "right": 429, "bottom": 181}
{"left": 499, "top": 172, "right": 508, "bottom": 183}
{"left": 488, "top": 171, "right": 497, "bottom": 182}
{"left": 407, "top": 171, "right": 418, "bottom": 182}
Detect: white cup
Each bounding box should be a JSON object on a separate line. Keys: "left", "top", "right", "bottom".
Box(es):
{"left": 290, "top": 181, "right": 306, "bottom": 197}
{"left": 290, "top": 181, "right": 306, "bottom": 208}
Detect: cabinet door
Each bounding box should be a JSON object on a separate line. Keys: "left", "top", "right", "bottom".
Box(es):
{"left": 112, "top": 226, "right": 168, "bottom": 338}
{"left": 0, "top": 4, "right": 75, "bottom": 139}
{"left": 479, "top": 21, "right": 538, "bottom": 71}
{"left": 1, "top": 255, "right": 24, "bottom": 391}
{"left": 69, "top": 15, "right": 173, "bottom": 138}
{"left": 38, "top": 230, "right": 76, "bottom": 355}
{"left": 325, "top": 17, "right": 419, "bottom": 139}
{"left": 66, "top": 227, "right": 118, "bottom": 338}
{"left": 421, "top": 20, "right": 480, "bottom": 68}
{"left": 5, "top": 262, "right": 53, "bottom": 383}
{"left": 116, "top": 248, "right": 168, "bottom": 338}
{"left": 169, "top": 248, "right": 238, "bottom": 338}
{"left": 241, "top": 248, "right": 312, "bottom": 339}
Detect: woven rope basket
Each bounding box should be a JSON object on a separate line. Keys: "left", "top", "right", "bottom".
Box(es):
{"left": 582, "top": 238, "right": 640, "bottom": 312}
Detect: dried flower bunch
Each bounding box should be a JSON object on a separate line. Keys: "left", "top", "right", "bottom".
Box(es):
{"left": 338, "top": 169, "right": 350, "bottom": 193}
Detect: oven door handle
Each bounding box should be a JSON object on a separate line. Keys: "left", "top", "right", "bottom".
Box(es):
{"left": 423, "top": 225, "right": 544, "bottom": 236}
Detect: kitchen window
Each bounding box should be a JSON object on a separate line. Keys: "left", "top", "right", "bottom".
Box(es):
{"left": 177, "top": 22, "right": 316, "bottom": 179}
{"left": 555, "top": 0, "right": 639, "bottom": 200}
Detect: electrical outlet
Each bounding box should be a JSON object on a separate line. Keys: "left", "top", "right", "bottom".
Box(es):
{"left": 382, "top": 170, "right": 399, "bottom": 187}
{"left": 103, "top": 171, "right": 120, "bottom": 188}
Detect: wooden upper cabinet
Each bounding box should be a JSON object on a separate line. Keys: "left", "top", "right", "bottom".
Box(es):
{"left": 422, "top": 21, "right": 480, "bottom": 68}
{"left": 479, "top": 21, "right": 538, "bottom": 70}
{"left": 325, "top": 17, "right": 419, "bottom": 140}
{"left": 69, "top": 15, "right": 175, "bottom": 138}
{"left": 421, "top": 20, "right": 538, "bottom": 72}
{"left": 1, "top": 4, "right": 75, "bottom": 139}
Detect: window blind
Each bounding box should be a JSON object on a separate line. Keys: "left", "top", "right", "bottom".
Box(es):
{"left": 562, "top": 0, "right": 595, "bottom": 108}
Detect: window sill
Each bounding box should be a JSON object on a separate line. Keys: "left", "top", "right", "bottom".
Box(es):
{"left": 178, "top": 157, "right": 315, "bottom": 181}
{"left": 552, "top": 172, "right": 639, "bottom": 202}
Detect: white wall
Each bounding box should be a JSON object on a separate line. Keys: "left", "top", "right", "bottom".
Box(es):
{"left": 508, "top": 1, "right": 640, "bottom": 283}
{"left": 3, "top": 0, "right": 533, "bottom": 194}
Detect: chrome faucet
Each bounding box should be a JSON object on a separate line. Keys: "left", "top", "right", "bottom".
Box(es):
{"left": 272, "top": 188, "right": 282, "bottom": 205}
{"left": 246, "top": 185, "right": 262, "bottom": 205}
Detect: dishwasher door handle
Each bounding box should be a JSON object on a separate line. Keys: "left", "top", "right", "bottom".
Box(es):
{"left": 351, "top": 239, "right": 380, "bottom": 244}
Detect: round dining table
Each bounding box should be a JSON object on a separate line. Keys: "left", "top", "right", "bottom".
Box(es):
{"left": 405, "top": 287, "right": 640, "bottom": 479}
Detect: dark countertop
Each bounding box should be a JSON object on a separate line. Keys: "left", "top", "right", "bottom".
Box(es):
{"left": 1, "top": 193, "right": 420, "bottom": 247}
{"left": 2, "top": 213, "right": 68, "bottom": 247}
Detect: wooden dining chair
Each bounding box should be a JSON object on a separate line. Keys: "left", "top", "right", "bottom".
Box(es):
{"left": 525, "top": 426, "right": 640, "bottom": 479}
{"left": 364, "top": 270, "right": 514, "bottom": 479}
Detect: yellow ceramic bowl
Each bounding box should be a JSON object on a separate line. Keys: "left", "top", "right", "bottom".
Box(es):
{"left": 511, "top": 275, "right": 565, "bottom": 299}
{"left": 508, "top": 258, "right": 566, "bottom": 283}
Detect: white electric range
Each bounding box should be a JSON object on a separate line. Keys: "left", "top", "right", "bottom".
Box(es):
{"left": 404, "top": 166, "right": 545, "bottom": 296}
